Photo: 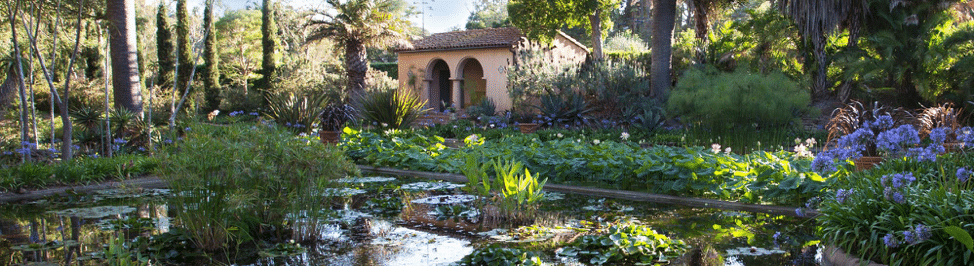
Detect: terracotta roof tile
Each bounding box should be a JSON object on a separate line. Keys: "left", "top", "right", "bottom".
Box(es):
{"left": 400, "top": 27, "right": 524, "bottom": 51}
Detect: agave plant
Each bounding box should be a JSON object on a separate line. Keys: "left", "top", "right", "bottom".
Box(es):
{"left": 265, "top": 92, "right": 328, "bottom": 134}
{"left": 535, "top": 92, "right": 591, "bottom": 127}
{"left": 70, "top": 107, "right": 105, "bottom": 132}
{"left": 355, "top": 89, "right": 429, "bottom": 129}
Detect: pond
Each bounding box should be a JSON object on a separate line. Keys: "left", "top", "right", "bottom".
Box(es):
{"left": 0, "top": 176, "right": 821, "bottom": 266}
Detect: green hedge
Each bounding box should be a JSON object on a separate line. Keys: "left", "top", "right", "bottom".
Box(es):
{"left": 371, "top": 62, "right": 398, "bottom": 79}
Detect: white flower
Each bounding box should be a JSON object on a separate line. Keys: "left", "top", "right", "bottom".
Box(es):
{"left": 711, "top": 143, "right": 721, "bottom": 153}
{"left": 795, "top": 138, "right": 802, "bottom": 144}
{"left": 724, "top": 147, "right": 732, "bottom": 154}
{"left": 620, "top": 132, "right": 630, "bottom": 141}
{"left": 465, "top": 134, "right": 479, "bottom": 143}
{"left": 593, "top": 139, "right": 601, "bottom": 145}
{"left": 805, "top": 138, "right": 817, "bottom": 147}
{"left": 556, "top": 133, "right": 563, "bottom": 138}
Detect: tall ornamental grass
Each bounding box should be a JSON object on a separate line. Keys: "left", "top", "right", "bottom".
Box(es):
{"left": 159, "top": 123, "right": 359, "bottom": 251}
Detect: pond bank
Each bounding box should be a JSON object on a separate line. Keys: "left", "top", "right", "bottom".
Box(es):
{"left": 0, "top": 166, "right": 818, "bottom": 218}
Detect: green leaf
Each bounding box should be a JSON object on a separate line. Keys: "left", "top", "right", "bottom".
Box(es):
{"left": 945, "top": 226, "right": 974, "bottom": 252}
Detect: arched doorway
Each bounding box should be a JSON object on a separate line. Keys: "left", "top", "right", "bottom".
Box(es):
{"left": 458, "top": 58, "right": 486, "bottom": 108}
{"left": 427, "top": 59, "right": 451, "bottom": 111}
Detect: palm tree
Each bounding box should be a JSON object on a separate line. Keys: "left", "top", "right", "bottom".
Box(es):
{"left": 305, "top": 0, "right": 412, "bottom": 102}
{"left": 107, "top": 0, "right": 143, "bottom": 114}
{"left": 650, "top": 0, "right": 676, "bottom": 99}
{"left": 775, "top": 0, "right": 857, "bottom": 102}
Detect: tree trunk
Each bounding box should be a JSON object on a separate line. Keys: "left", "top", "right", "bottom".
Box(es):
{"left": 107, "top": 0, "right": 143, "bottom": 115}
{"left": 692, "top": 0, "right": 708, "bottom": 41}
{"left": 589, "top": 9, "right": 603, "bottom": 60}
{"left": 650, "top": 0, "right": 676, "bottom": 100}
{"left": 837, "top": 3, "right": 863, "bottom": 103}
{"left": 345, "top": 41, "right": 369, "bottom": 101}
{"left": 811, "top": 34, "right": 829, "bottom": 102}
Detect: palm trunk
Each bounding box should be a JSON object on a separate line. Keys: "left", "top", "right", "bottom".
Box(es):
{"left": 345, "top": 41, "right": 369, "bottom": 102}
{"left": 811, "top": 34, "right": 829, "bottom": 102}
{"left": 107, "top": 0, "right": 143, "bottom": 115}
{"left": 651, "top": 0, "right": 677, "bottom": 100}
{"left": 692, "top": 0, "right": 708, "bottom": 63}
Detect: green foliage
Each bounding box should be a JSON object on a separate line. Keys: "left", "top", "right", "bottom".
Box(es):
{"left": 817, "top": 152, "right": 974, "bottom": 266}
{"left": 668, "top": 66, "right": 811, "bottom": 128}
{"left": 159, "top": 123, "right": 359, "bottom": 250}
{"left": 558, "top": 220, "right": 688, "bottom": 265}
{"left": 343, "top": 129, "right": 832, "bottom": 205}
{"left": 102, "top": 234, "right": 149, "bottom": 266}
{"left": 465, "top": 0, "right": 512, "bottom": 30}
{"left": 202, "top": 0, "right": 221, "bottom": 113}
{"left": 370, "top": 62, "right": 398, "bottom": 79}
{"left": 176, "top": 0, "right": 194, "bottom": 95}
{"left": 603, "top": 30, "right": 648, "bottom": 52}
{"left": 156, "top": 2, "right": 175, "bottom": 91}
{"left": 356, "top": 90, "right": 430, "bottom": 129}
{"left": 573, "top": 59, "right": 650, "bottom": 119}
{"left": 0, "top": 155, "right": 159, "bottom": 191}
{"left": 535, "top": 92, "right": 591, "bottom": 127}
{"left": 507, "top": 0, "right": 616, "bottom": 43}
{"left": 466, "top": 98, "right": 498, "bottom": 119}
{"left": 264, "top": 92, "right": 328, "bottom": 133}
{"left": 506, "top": 48, "right": 575, "bottom": 108}
{"left": 259, "top": 0, "right": 278, "bottom": 93}
{"left": 458, "top": 245, "right": 542, "bottom": 266}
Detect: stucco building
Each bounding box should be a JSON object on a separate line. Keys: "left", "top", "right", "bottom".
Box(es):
{"left": 396, "top": 27, "right": 588, "bottom": 112}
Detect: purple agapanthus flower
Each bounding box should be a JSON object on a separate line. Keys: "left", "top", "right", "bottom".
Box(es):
{"left": 929, "top": 127, "right": 950, "bottom": 144}
{"left": 884, "top": 233, "right": 899, "bottom": 248}
{"left": 876, "top": 125, "right": 920, "bottom": 153}
{"left": 836, "top": 189, "right": 854, "bottom": 204}
{"left": 957, "top": 167, "right": 971, "bottom": 183}
{"left": 871, "top": 115, "right": 896, "bottom": 131}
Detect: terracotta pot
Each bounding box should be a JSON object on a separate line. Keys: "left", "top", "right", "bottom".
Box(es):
{"left": 854, "top": 156, "right": 883, "bottom": 171}
{"left": 320, "top": 131, "right": 342, "bottom": 145}
{"left": 518, "top": 123, "right": 539, "bottom": 134}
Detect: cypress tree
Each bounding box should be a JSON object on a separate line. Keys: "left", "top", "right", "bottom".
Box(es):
{"left": 259, "top": 0, "right": 277, "bottom": 95}
{"left": 203, "top": 0, "right": 220, "bottom": 112}
{"left": 156, "top": 1, "right": 175, "bottom": 91}
{"left": 176, "top": 0, "right": 193, "bottom": 95}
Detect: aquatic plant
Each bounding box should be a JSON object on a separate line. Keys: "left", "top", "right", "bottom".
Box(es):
{"left": 457, "top": 245, "right": 542, "bottom": 266}
{"left": 558, "top": 220, "right": 688, "bottom": 265}
{"left": 159, "top": 123, "right": 359, "bottom": 251}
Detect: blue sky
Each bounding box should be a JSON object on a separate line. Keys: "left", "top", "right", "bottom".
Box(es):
{"left": 182, "top": 0, "right": 476, "bottom": 34}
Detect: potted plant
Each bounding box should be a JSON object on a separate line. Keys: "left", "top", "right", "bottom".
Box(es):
{"left": 319, "top": 104, "right": 355, "bottom": 144}
{"left": 511, "top": 110, "right": 540, "bottom": 134}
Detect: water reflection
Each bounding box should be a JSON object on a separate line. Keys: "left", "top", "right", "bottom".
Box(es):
{"left": 0, "top": 180, "right": 820, "bottom": 266}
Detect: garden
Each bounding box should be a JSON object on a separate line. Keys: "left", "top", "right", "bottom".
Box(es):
{"left": 2, "top": 0, "right": 974, "bottom": 266}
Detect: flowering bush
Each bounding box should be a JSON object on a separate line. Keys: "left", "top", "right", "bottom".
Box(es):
{"left": 817, "top": 152, "right": 974, "bottom": 265}
{"left": 812, "top": 115, "right": 960, "bottom": 173}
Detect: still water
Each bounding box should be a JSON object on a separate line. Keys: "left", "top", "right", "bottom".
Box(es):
{"left": 0, "top": 176, "right": 820, "bottom": 265}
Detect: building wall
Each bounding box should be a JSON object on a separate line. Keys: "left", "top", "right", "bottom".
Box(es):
{"left": 396, "top": 35, "right": 588, "bottom": 112}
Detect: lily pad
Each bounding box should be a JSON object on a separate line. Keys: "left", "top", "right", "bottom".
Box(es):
{"left": 410, "top": 194, "right": 479, "bottom": 205}
{"left": 48, "top": 206, "right": 137, "bottom": 219}
{"left": 724, "top": 246, "right": 787, "bottom": 256}
{"left": 322, "top": 188, "right": 367, "bottom": 197}
{"left": 10, "top": 240, "right": 80, "bottom": 251}
{"left": 400, "top": 182, "right": 464, "bottom": 191}
{"left": 335, "top": 176, "right": 397, "bottom": 183}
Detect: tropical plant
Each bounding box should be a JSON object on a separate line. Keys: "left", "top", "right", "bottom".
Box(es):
{"left": 356, "top": 89, "right": 429, "bottom": 129}
{"left": 264, "top": 92, "right": 328, "bottom": 133}
{"left": 305, "top": 0, "right": 412, "bottom": 99}
{"left": 319, "top": 104, "right": 357, "bottom": 131}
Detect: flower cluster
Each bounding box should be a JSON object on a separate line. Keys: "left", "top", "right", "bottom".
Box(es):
{"left": 284, "top": 122, "right": 307, "bottom": 129}
{"left": 813, "top": 120, "right": 960, "bottom": 173}
{"left": 876, "top": 125, "right": 920, "bottom": 154}
{"left": 229, "top": 110, "right": 246, "bottom": 117}
{"left": 885, "top": 224, "right": 933, "bottom": 248}
{"left": 957, "top": 167, "right": 972, "bottom": 183}
{"left": 835, "top": 188, "right": 853, "bottom": 204}
{"left": 793, "top": 138, "right": 817, "bottom": 158}
{"left": 881, "top": 172, "right": 915, "bottom": 204}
